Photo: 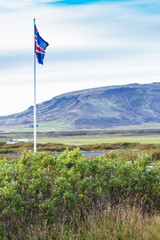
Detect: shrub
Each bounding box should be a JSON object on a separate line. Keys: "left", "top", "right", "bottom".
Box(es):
{"left": 0, "top": 149, "right": 160, "bottom": 238}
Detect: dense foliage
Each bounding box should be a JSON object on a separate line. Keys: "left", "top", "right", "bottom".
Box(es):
{"left": 0, "top": 149, "right": 160, "bottom": 239}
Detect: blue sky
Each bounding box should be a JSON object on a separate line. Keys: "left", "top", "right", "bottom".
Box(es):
{"left": 45, "top": 0, "right": 130, "bottom": 5}
{"left": 0, "top": 0, "right": 160, "bottom": 115}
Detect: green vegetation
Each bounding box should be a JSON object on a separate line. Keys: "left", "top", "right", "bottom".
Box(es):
{"left": 37, "top": 135, "right": 160, "bottom": 145}
{"left": 0, "top": 149, "right": 160, "bottom": 239}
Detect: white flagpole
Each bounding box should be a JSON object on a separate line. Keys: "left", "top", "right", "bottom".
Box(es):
{"left": 34, "top": 18, "right": 37, "bottom": 152}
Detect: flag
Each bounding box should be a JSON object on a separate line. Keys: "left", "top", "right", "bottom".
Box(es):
{"left": 35, "top": 24, "right": 49, "bottom": 65}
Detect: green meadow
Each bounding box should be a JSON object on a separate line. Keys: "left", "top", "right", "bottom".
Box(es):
{"left": 37, "top": 135, "right": 160, "bottom": 145}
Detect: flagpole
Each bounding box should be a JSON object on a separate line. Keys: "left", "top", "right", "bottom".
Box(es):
{"left": 34, "top": 18, "right": 37, "bottom": 152}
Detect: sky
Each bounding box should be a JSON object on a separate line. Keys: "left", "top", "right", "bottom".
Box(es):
{"left": 0, "top": 0, "right": 160, "bottom": 115}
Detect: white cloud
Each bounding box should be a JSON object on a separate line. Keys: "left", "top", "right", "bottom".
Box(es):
{"left": 0, "top": 0, "right": 33, "bottom": 9}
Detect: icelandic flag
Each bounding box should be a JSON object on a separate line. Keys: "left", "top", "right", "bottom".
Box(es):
{"left": 35, "top": 24, "right": 49, "bottom": 65}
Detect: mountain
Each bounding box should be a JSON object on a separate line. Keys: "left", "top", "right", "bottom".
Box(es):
{"left": 1, "top": 82, "right": 160, "bottom": 130}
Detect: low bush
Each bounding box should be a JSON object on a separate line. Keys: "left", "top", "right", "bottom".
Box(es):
{"left": 151, "top": 149, "right": 160, "bottom": 161}
{"left": 0, "top": 149, "right": 159, "bottom": 239}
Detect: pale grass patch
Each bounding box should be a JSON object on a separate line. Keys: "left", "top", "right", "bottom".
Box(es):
{"left": 13, "top": 208, "right": 160, "bottom": 240}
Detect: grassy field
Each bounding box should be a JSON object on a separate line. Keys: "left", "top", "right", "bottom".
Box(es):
{"left": 1, "top": 128, "right": 160, "bottom": 145}
{"left": 37, "top": 135, "right": 160, "bottom": 145}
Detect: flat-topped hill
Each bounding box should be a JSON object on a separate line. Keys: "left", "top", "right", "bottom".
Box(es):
{"left": 1, "top": 82, "right": 160, "bottom": 129}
